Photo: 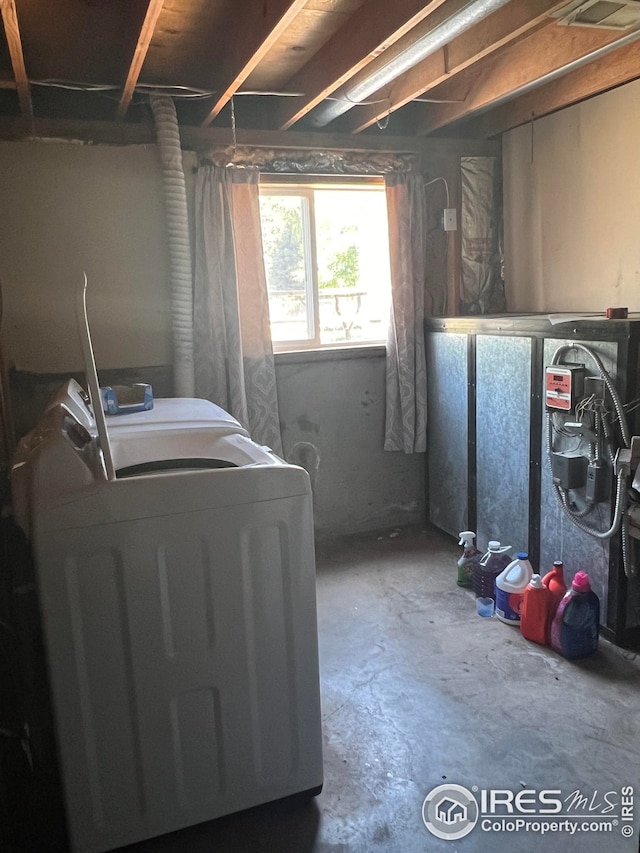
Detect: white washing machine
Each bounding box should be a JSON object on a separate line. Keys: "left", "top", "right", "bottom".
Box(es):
{"left": 11, "top": 383, "right": 323, "bottom": 853}
{"left": 39, "top": 377, "right": 256, "bottom": 477}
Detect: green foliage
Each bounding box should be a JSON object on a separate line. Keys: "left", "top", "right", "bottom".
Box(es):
{"left": 259, "top": 197, "right": 304, "bottom": 292}
{"left": 319, "top": 243, "right": 359, "bottom": 290}
{"left": 318, "top": 225, "right": 360, "bottom": 290}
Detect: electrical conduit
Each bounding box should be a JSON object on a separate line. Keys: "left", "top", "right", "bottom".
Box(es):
{"left": 150, "top": 95, "right": 194, "bottom": 397}
{"left": 546, "top": 343, "right": 635, "bottom": 577}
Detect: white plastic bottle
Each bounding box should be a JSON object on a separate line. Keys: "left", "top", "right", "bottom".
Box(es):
{"left": 457, "top": 531, "right": 481, "bottom": 588}
{"left": 495, "top": 552, "right": 533, "bottom": 625}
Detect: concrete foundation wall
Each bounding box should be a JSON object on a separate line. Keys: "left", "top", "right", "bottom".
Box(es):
{"left": 276, "top": 348, "right": 425, "bottom": 537}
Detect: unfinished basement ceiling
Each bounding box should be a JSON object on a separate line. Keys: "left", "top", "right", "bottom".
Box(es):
{"left": 1, "top": 0, "right": 640, "bottom": 145}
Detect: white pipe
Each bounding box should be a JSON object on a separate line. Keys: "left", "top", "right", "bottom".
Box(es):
{"left": 150, "top": 95, "right": 195, "bottom": 397}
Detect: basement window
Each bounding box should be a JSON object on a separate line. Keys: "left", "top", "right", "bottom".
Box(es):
{"left": 258, "top": 177, "right": 392, "bottom": 351}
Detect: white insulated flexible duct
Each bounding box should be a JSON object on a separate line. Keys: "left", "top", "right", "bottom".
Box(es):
{"left": 150, "top": 94, "right": 195, "bottom": 397}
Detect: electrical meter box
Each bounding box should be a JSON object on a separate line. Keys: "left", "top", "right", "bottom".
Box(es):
{"left": 545, "top": 364, "right": 585, "bottom": 411}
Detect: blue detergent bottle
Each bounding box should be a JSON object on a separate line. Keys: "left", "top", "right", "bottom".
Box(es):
{"left": 550, "top": 571, "right": 600, "bottom": 659}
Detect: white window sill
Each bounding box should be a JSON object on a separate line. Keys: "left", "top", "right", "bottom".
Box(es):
{"left": 274, "top": 344, "right": 386, "bottom": 365}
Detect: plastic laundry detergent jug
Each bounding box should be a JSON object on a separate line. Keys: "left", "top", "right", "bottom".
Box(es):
{"left": 520, "top": 574, "right": 551, "bottom": 645}
{"left": 550, "top": 571, "right": 600, "bottom": 659}
{"left": 542, "top": 560, "right": 567, "bottom": 617}
{"left": 473, "top": 541, "right": 511, "bottom": 601}
{"left": 494, "top": 552, "right": 533, "bottom": 625}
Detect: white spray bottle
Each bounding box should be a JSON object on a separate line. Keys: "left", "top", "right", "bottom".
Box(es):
{"left": 457, "top": 531, "right": 481, "bottom": 588}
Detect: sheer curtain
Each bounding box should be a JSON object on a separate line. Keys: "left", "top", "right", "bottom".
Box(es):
{"left": 383, "top": 172, "right": 428, "bottom": 453}
{"left": 193, "top": 165, "right": 282, "bottom": 454}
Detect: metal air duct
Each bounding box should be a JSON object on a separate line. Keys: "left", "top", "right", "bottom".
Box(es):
{"left": 310, "top": 0, "right": 512, "bottom": 127}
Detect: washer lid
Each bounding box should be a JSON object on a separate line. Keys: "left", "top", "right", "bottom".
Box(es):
{"left": 106, "top": 397, "right": 249, "bottom": 436}
{"left": 52, "top": 379, "right": 249, "bottom": 437}
{"left": 110, "top": 431, "right": 277, "bottom": 472}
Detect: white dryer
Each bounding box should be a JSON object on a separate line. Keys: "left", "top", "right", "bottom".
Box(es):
{"left": 11, "top": 383, "right": 323, "bottom": 853}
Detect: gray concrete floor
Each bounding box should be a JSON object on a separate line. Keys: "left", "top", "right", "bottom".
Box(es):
{"left": 119, "top": 525, "right": 640, "bottom": 853}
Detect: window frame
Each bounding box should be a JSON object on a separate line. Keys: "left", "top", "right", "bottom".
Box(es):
{"left": 259, "top": 174, "right": 389, "bottom": 353}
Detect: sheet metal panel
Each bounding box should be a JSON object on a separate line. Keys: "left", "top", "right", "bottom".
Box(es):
{"left": 426, "top": 333, "right": 468, "bottom": 537}
{"left": 476, "top": 335, "right": 531, "bottom": 553}
{"left": 425, "top": 316, "right": 640, "bottom": 642}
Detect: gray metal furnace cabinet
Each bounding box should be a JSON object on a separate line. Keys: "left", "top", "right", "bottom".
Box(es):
{"left": 425, "top": 313, "right": 640, "bottom": 648}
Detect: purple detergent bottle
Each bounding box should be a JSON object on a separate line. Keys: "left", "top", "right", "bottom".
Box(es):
{"left": 550, "top": 571, "right": 600, "bottom": 659}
